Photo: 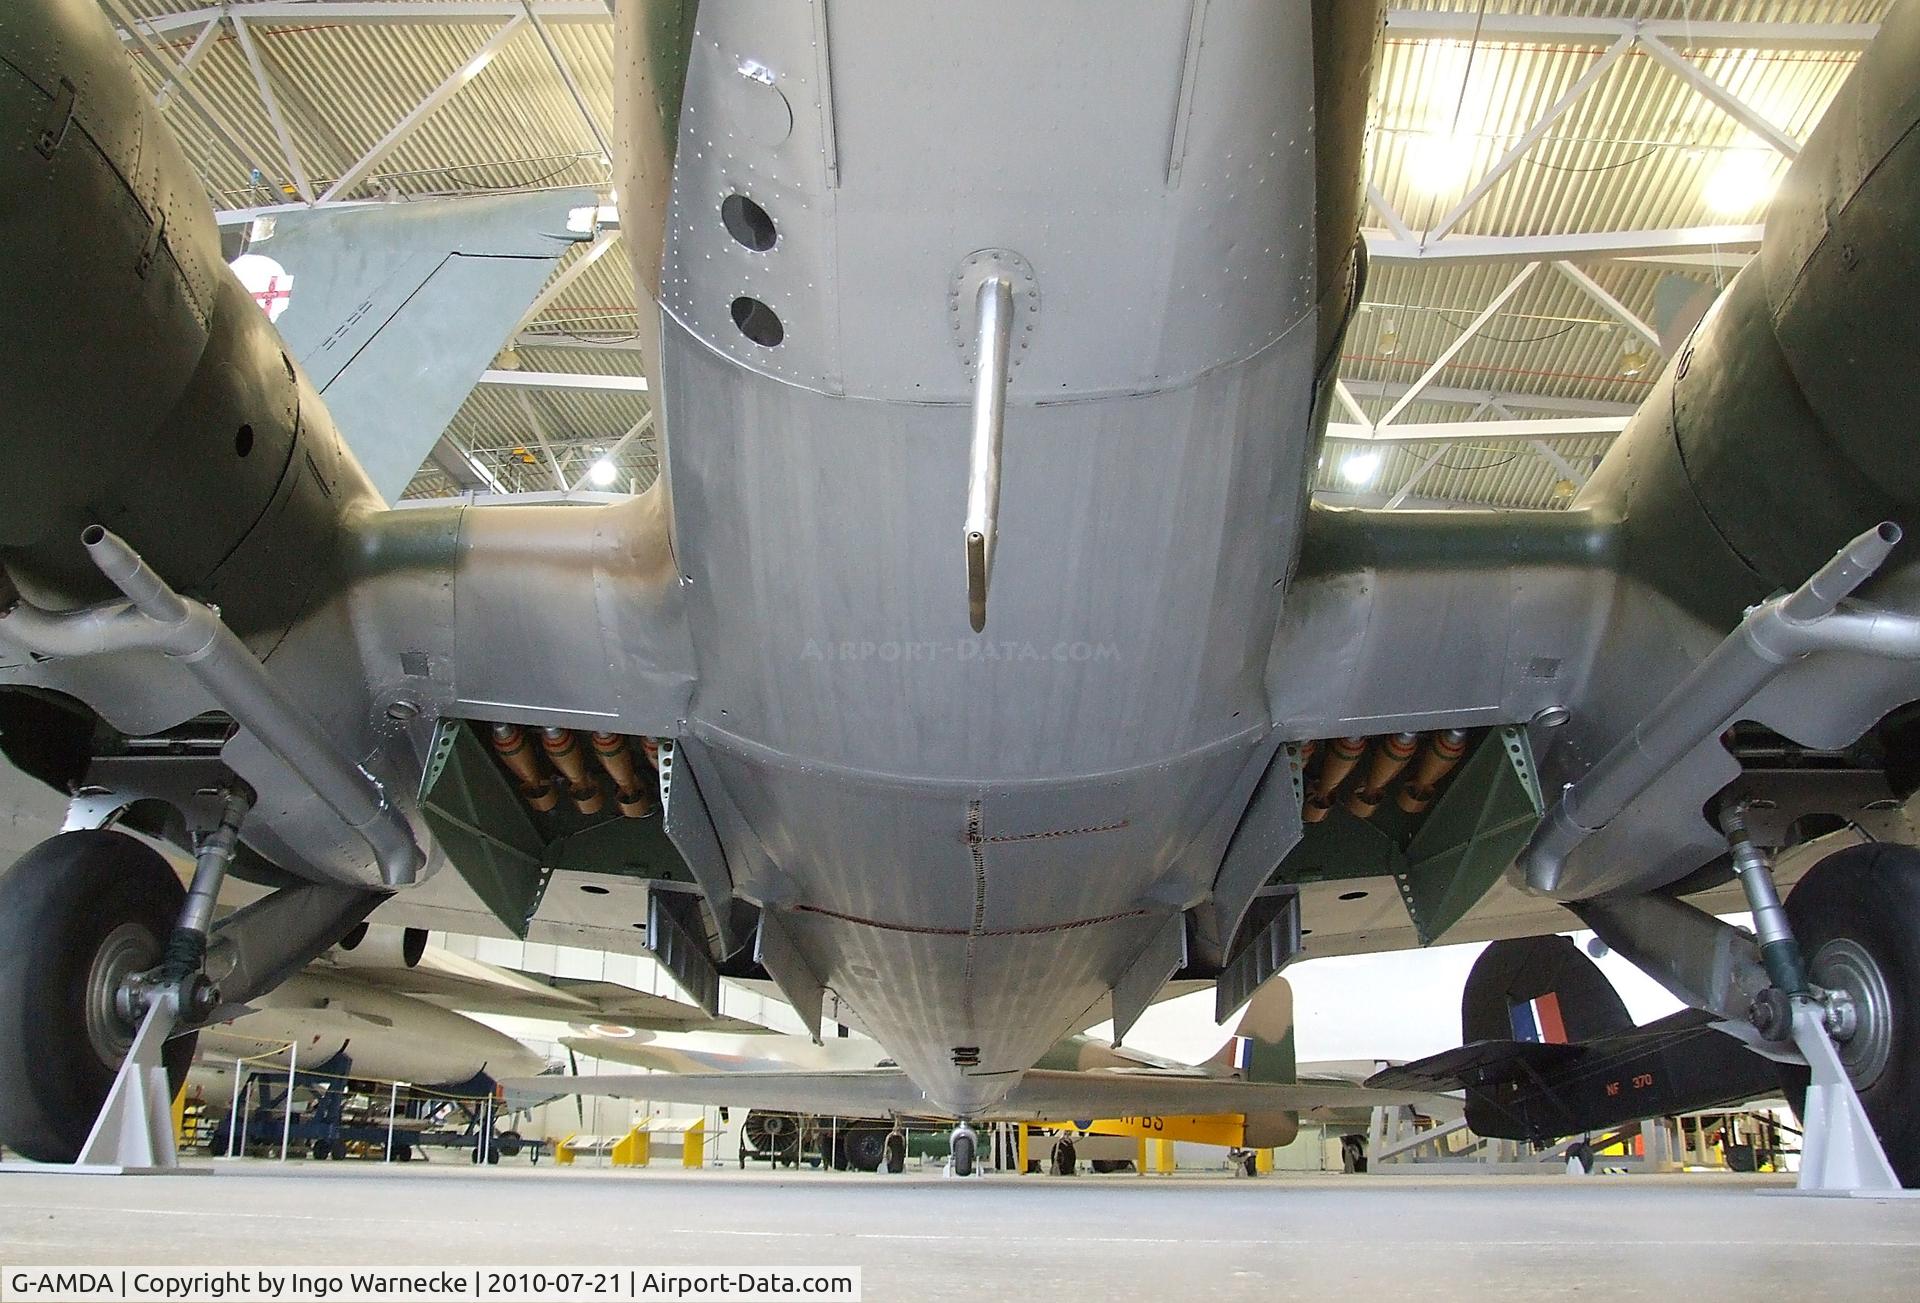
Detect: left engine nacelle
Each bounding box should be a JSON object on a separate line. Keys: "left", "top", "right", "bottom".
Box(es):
{"left": 0, "top": 1, "right": 377, "bottom": 646}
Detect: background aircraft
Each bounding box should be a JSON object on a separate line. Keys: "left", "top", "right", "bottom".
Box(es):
{"left": 1370, "top": 933, "right": 1787, "bottom": 1163}
{"left": 0, "top": 0, "right": 1916, "bottom": 1191}
{"left": 508, "top": 979, "right": 1455, "bottom": 1174}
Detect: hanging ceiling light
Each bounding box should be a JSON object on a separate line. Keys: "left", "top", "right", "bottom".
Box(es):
{"left": 1378, "top": 316, "right": 1400, "bottom": 357}
{"left": 588, "top": 458, "right": 618, "bottom": 488}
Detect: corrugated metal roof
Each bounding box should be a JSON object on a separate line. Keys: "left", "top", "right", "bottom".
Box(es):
{"left": 103, "top": 1, "right": 1895, "bottom": 509}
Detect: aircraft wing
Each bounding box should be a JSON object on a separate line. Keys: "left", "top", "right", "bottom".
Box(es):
{"left": 556, "top": 1036, "right": 802, "bottom": 1066}
{"left": 499, "top": 1069, "right": 934, "bottom": 1119}
{"left": 1365, "top": 1040, "right": 1587, "bottom": 1093}
{"left": 330, "top": 948, "right": 767, "bottom": 1033}
{"left": 499, "top": 1067, "right": 1457, "bottom": 1122}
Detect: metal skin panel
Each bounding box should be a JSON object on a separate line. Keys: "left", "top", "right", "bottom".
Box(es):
{"left": 15, "top": 0, "right": 1920, "bottom": 1130}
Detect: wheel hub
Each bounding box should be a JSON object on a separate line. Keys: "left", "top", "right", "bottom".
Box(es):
{"left": 84, "top": 922, "right": 158, "bottom": 1067}
{"left": 1810, "top": 937, "right": 1894, "bottom": 1091}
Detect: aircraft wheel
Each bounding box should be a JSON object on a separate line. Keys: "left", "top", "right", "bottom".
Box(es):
{"left": 950, "top": 1127, "right": 976, "bottom": 1177}
{"left": 883, "top": 1129, "right": 906, "bottom": 1174}
{"left": 0, "top": 831, "right": 199, "bottom": 1163}
{"left": 1780, "top": 843, "right": 1920, "bottom": 1186}
{"left": 392, "top": 1143, "right": 414, "bottom": 1163}
{"left": 496, "top": 1129, "right": 523, "bottom": 1159}
{"left": 843, "top": 1127, "right": 887, "bottom": 1172}
{"left": 1050, "top": 1138, "right": 1077, "bottom": 1176}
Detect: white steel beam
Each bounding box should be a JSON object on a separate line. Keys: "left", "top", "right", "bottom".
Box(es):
{"left": 1332, "top": 381, "right": 1371, "bottom": 428}
{"left": 1365, "top": 184, "right": 1415, "bottom": 245}
{"left": 1529, "top": 439, "right": 1593, "bottom": 488}
{"left": 1551, "top": 261, "right": 1659, "bottom": 350}
{"left": 1380, "top": 12, "right": 1878, "bottom": 51}
{"left": 513, "top": 229, "right": 620, "bottom": 334}
{"left": 124, "top": 3, "right": 609, "bottom": 34}
{"left": 1338, "top": 378, "right": 1636, "bottom": 418}
{"left": 512, "top": 391, "right": 570, "bottom": 492}
{"left": 317, "top": 16, "right": 527, "bottom": 204}
{"left": 229, "top": 16, "right": 315, "bottom": 204}
{"left": 479, "top": 369, "right": 648, "bottom": 393}
{"left": 1384, "top": 446, "right": 1455, "bottom": 509}
{"left": 1364, "top": 225, "right": 1762, "bottom": 265}
{"left": 1638, "top": 35, "right": 1802, "bottom": 159}
{"left": 152, "top": 17, "right": 219, "bottom": 108}
{"left": 1429, "top": 35, "right": 1632, "bottom": 242}
{"left": 522, "top": 0, "right": 613, "bottom": 162}
{"left": 104, "top": 0, "right": 295, "bottom": 194}
{"left": 1328, "top": 416, "right": 1629, "bottom": 443}
{"left": 1379, "top": 262, "right": 1539, "bottom": 428}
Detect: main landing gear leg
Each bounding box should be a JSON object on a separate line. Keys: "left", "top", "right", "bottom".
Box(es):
{"left": 1724, "top": 808, "right": 1904, "bottom": 1195}
{"left": 75, "top": 787, "right": 252, "bottom": 1172}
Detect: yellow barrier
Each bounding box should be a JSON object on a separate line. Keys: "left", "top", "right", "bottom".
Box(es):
{"left": 611, "top": 1127, "right": 649, "bottom": 1167}
{"left": 681, "top": 1118, "right": 704, "bottom": 1169}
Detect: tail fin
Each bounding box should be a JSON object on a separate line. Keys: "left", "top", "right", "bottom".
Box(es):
{"left": 1462, "top": 936, "right": 1632, "bottom": 1046}
{"left": 1208, "top": 976, "right": 1296, "bottom": 1084}
{"left": 225, "top": 189, "right": 599, "bottom": 501}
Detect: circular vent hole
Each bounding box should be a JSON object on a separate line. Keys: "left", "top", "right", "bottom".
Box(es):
{"left": 730, "top": 296, "right": 784, "bottom": 348}
{"left": 235, "top": 424, "right": 255, "bottom": 457}
{"left": 721, "top": 194, "right": 777, "bottom": 251}
{"left": 1337, "top": 890, "right": 1369, "bottom": 902}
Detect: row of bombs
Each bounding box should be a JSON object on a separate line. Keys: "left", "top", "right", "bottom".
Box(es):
{"left": 488, "top": 723, "right": 659, "bottom": 818}
{"left": 1299, "top": 729, "right": 1471, "bottom": 825}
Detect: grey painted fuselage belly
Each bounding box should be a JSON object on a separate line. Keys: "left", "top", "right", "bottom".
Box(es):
{"left": 657, "top": 1, "right": 1332, "bottom": 1113}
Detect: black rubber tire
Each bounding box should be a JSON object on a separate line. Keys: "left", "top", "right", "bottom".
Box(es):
{"left": 1089, "top": 1158, "right": 1133, "bottom": 1173}
{"left": 1778, "top": 843, "right": 1920, "bottom": 1187}
{"left": 951, "top": 1131, "right": 975, "bottom": 1177}
{"left": 0, "top": 831, "right": 198, "bottom": 1163}
{"left": 393, "top": 1143, "right": 414, "bottom": 1163}
{"left": 1051, "top": 1138, "right": 1077, "bottom": 1176}
{"left": 496, "top": 1129, "right": 523, "bottom": 1159}
{"left": 883, "top": 1130, "right": 906, "bottom": 1174}
{"left": 842, "top": 1127, "right": 888, "bottom": 1172}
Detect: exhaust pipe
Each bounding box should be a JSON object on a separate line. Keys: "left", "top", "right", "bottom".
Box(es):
{"left": 0, "top": 527, "right": 425, "bottom": 887}
{"left": 590, "top": 732, "right": 654, "bottom": 818}
{"left": 1520, "top": 522, "right": 1917, "bottom": 896}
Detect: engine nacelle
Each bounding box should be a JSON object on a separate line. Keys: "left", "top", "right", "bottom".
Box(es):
{"left": 1586, "top": 0, "right": 1920, "bottom": 623}
{"left": 0, "top": 2, "right": 376, "bottom": 644}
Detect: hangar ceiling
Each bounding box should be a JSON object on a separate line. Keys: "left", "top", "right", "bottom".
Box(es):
{"left": 102, "top": 0, "right": 1892, "bottom": 508}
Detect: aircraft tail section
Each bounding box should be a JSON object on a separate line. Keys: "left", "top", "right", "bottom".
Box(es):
{"left": 1371, "top": 935, "right": 1779, "bottom": 1143}
{"left": 227, "top": 189, "right": 599, "bottom": 501}
{"left": 1462, "top": 935, "right": 1634, "bottom": 1047}
{"left": 1209, "top": 976, "right": 1296, "bottom": 1085}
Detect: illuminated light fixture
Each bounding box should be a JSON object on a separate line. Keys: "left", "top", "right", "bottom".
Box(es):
{"left": 493, "top": 346, "right": 521, "bottom": 371}
{"left": 1342, "top": 451, "right": 1383, "bottom": 487}
{"left": 1406, "top": 129, "right": 1474, "bottom": 197}
{"left": 588, "top": 458, "right": 618, "bottom": 488}
{"left": 1703, "top": 145, "right": 1780, "bottom": 215}
{"left": 1378, "top": 316, "right": 1400, "bottom": 357}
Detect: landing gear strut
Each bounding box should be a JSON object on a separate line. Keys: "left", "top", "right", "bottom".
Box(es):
{"left": 1723, "top": 810, "right": 1904, "bottom": 1192}
{"left": 0, "top": 782, "right": 386, "bottom": 1169}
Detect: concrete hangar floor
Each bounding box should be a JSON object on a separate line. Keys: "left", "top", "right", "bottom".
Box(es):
{"left": 2, "top": 1164, "right": 1918, "bottom": 1301}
